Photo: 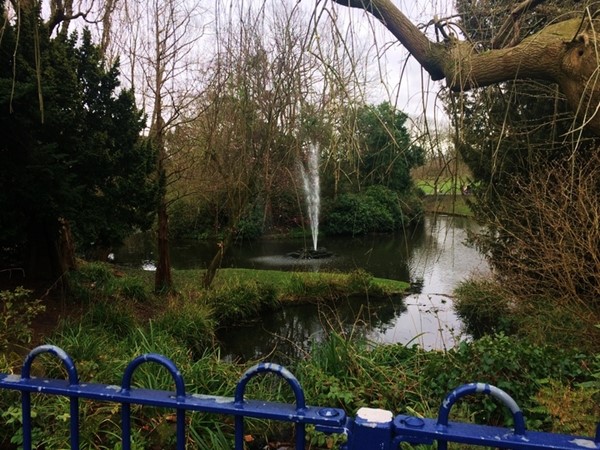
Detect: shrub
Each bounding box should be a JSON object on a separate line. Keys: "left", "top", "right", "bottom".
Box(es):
{"left": 323, "top": 186, "right": 411, "bottom": 236}
{"left": 453, "top": 279, "right": 517, "bottom": 338}
{"left": 0, "top": 287, "right": 45, "bottom": 352}
{"left": 235, "top": 206, "right": 263, "bottom": 241}
{"left": 68, "top": 261, "right": 115, "bottom": 302}
{"left": 420, "top": 334, "right": 592, "bottom": 429}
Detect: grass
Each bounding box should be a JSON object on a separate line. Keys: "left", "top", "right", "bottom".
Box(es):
{"left": 1, "top": 264, "right": 599, "bottom": 448}
{"left": 415, "top": 177, "right": 474, "bottom": 217}
{"left": 164, "top": 268, "right": 408, "bottom": 302}
{"left": 422, "top": 194, "right": 472, "bottom": 216}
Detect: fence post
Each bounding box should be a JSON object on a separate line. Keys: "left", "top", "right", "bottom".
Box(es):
{"left": 234, "top": 363, "right": 307, "bottom": 450}
{"left": 120, "top": 354, "right": 187, "bottom": 450}
{"left": 345, "top": 407, "right": 394, "bottom": 450}
{"left": 20, "top": 345, "right": 80, "bottom": 450}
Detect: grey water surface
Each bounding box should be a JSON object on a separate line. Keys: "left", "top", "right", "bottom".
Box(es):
{"left": 115, "top": 215, "right": 489, "bottom": 361}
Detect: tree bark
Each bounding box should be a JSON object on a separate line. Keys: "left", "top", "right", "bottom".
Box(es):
{"left": 155, "top": 197, "right": 172, "bottom": 292}
{"left": 333, "top": 0, "right": 600, "bottom": 135}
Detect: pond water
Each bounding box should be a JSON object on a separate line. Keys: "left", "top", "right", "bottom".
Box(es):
{"left": 115, "top": 214, "right": 489, "bottom": 361}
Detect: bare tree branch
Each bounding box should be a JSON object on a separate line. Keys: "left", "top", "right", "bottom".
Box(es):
{"left": 491, "top": 0, "right": 551, "bottom": 48}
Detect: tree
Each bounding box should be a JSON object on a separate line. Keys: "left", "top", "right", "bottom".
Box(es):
{"left": 114, "top": 0, "right": 206, "bottom": 292}
{"left": 332, "top": 0, "right": 600, "bottom": 136}
{"left": 191, "top": 2, "right": 303, "bottom": 288}
{"left": 445, "top": 0, "right": 600, "bottom": 344}
{"left": 356, "top": 101, "right": 424, "bottom": 192}
{"left": 184, "top": 1, "right": 359, "bottom": 288}
{"left": 0, "top": 5, "right": 156, "bottom": 281}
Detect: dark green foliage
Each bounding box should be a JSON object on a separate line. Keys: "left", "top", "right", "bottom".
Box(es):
{"left": 0, "top": 288, "right": 45, "bottom": 351}
{"left": 153, "top": 301, "right": 215, "bottom": 356}
{"left": 298, "top": 332, "right": 598, "bottom": 433}
{"left": 420, "top": 334, "right": 594, "bottom": 429}
{"left": 67, "top": 261, "right": 115, "bottom": 302}
{"left": 235, "top": 204, "right": 264, "bottom": 241}
{"left": 452, "top": 0, "right": 600, "bottom": 347}
{"left": 111, "top": 276, "right": 150, "bottom": 302}
{"left": 0, "top": 8, "right": 157, "bottom": 278}
{"left": 168, "top": 199, "right": 210, "bottom": 239}
{"left": 68, "top": 261, "right": 150, "bottom": 303}
{"left": 356, "top": 101, "right": 424, "bottom": 193}
{"left": 323, "top": 186, "right": 410, "bottom": 236}
{"left": 80, "top": 301, "right": 137, "bottom": 336}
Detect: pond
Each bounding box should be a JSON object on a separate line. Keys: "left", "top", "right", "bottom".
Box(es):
{"left": 115, "top": 214, "right": 489, "bottom": 361}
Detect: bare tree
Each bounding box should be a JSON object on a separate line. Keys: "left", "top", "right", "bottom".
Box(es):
{"left": 185, "top": 0, "right": 366, "bottom": 288}
{"left": 114, "top": 0, "right": 206, "bottom": 292}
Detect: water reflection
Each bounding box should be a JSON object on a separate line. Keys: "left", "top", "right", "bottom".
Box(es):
{"left": 218, "top": 296, "right": 407, "bottom": 364}
{"left": 115, "top": 215, "right": 489, "bottom": 358}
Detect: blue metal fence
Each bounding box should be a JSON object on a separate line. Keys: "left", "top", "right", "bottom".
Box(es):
{"left": 0, "top": 345, "right": 598, "bottom": 450}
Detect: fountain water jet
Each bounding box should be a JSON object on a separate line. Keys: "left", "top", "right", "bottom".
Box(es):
{"left": 288, "top": 143, "right": 333, "bottom": 260}
{"left": 300, "top": 143, "right": 320, "bottom": 251}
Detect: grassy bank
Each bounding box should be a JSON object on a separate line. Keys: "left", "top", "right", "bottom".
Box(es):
{"left": 422, "top": 194, "right": 472, "bottom": 216}
{"left": 0, "top": 264, "right": 598, "bottom": 449}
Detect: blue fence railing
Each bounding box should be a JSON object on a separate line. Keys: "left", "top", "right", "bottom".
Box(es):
{"left": 0, "top": 345, "right": 599, "bottom": 450}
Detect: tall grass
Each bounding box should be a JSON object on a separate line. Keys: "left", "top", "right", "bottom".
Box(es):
{"left": 2, "top": 262, "right": 597, "bottom": 447}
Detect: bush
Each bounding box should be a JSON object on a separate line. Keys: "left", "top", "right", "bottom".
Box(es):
{"left": 168, "top": 199, "right": 215, "bottom": 240}
{"left": 420, "top": 334, "right": 593, "bottom": 429}
{"left": 69, "top": 262, "right": 150, "bottom": 304}
{"left": 68, "top": 261, "right": 115, "bottom": 302}
{"left": 0, "top": 287, "right": 45, "bottom": 352}
{"left": 453, "top": 279, "right": 517, "bottom": 338}
{"left": 235, "top": 206, "right": 263, "bottom": 241}
{"left": 323, "top": 186, "right": 413, "bottom": 236}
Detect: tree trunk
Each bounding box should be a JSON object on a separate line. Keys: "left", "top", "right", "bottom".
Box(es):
{"left": 26, "top": 218, "right": 76, "bottom": 291}
{"left": 155, "top": 198, "right": 172, "bottom": 293}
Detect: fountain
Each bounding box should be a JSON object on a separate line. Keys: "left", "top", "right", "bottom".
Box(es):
{"left": 288, "top": 143, "right": 332, "bottom": 260}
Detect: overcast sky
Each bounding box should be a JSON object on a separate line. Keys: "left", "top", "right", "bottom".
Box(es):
{"left": 325, "top": 0, "right": 454, "bottom": 125}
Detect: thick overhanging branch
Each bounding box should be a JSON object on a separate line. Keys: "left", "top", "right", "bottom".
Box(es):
{"left": 331, "top": 0, "right": 446, "bottom": 80}
{"left": 331, "top": 0, "right": 600, "bottom": 134}
{"left": 331, "top": 0, "right": 560, "bottom": 88}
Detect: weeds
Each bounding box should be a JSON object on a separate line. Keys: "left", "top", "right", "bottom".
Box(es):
{"left": 152, "top": 298, "right": 215, "bottom": 357}
{"left": 0, "top": 287, "right": 45, "bottom": 352}
{"left": 2, "top": 262, "right": 597, "bottom": 447}
{"left": 453, "top": 279, "right": 516, "bottom": 338}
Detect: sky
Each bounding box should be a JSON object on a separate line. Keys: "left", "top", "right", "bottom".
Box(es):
{"left": 313, "top": 0, "right": 455, "bottom": 126}
{"left": 37, "top": 0, "right": 455, "bottom": 139}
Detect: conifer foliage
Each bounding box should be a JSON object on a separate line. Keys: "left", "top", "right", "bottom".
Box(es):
{"left": 0, "top": 3, "right": 157, "bottom": 280}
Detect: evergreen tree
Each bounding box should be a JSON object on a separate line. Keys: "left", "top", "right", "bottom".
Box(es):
{"left": 0, "top": 6, "right": 157, "bottom": 280}
{"left": 356, "top": 101, "right": 424, "bottom": 193}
